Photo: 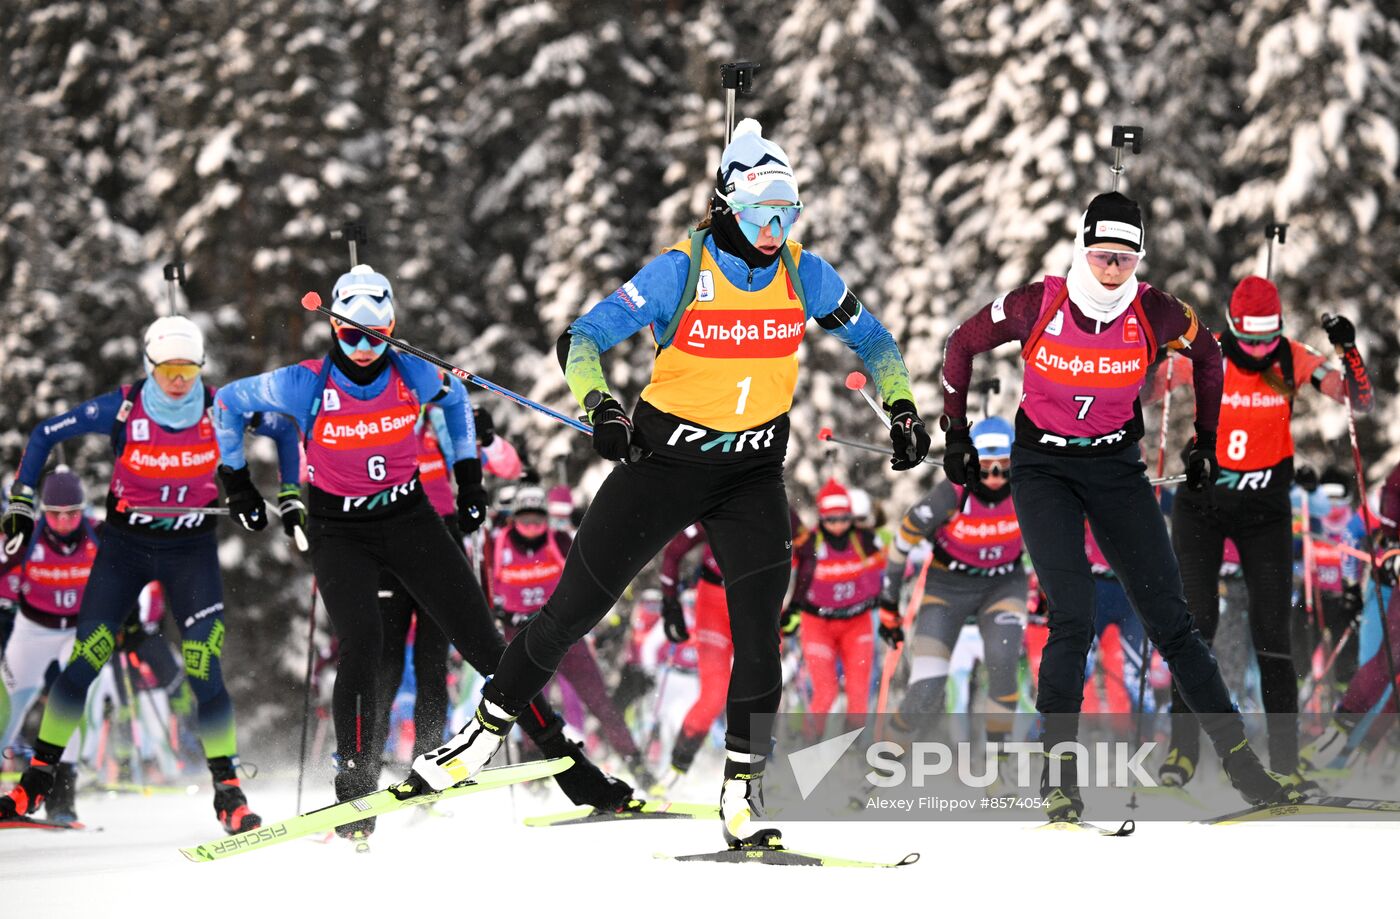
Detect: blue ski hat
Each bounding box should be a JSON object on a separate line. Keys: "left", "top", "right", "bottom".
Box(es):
{"left": 971, "top": 417, "right": 1013, "bottom": 459}
{"left": 332, "top": 264, "right": 396, "bottom": 329}
{"left": 718, "top": 119, "right": 800, "bottom": 206}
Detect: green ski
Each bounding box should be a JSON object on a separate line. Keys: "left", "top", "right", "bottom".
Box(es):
{"left": 656, "top": 829, "right": 919, "bottom": 868}
{"left": 525, "top": 799, "right": 717, "bottom": 827}
{"left": 1201, "top": 795, "right": 1400, "bottom": 826}
{"left": 179, "top": 758, "right": 570, "bottom": 862}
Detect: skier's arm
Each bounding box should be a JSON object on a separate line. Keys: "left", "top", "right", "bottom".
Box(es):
{"left": 940, "top": 285, "right": 1042, "bottom": 421}
{"left": 881, "top": 482, "right": 959, "bottom": 599}
{"left": 213, "top": 366, "right": 321, "bottom": 471}
{"left": 561, "top": 251, "right": 690, "bottom": 407}
{"left": 1297, "top": 341, "right": 1374, "bottom": 414}
{"left": 247, "top": 411, "right": 305, "bottom": 486}
{"left": 1144, "top": 290, "right": 1221, "bottom": 439}
{"left": 790, "top": 531, "right": 818, "bottom": 610}
{"left": 802, "top": 255, "right": 914, "bottom": 409}
{"left": 660, "top": 525, "right": 704, "bottom": 600}
{"left": 14, "top": 391, "right": 126, "bottom": 489}
{"left": 1378, "top": 465, "right": 1400, "bottom": 542}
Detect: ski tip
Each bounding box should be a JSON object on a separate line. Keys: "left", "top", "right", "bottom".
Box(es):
{"left": 179, "top": 846, "right": 212, "bottom": 863}
{"left": 844, "top": 371, "right": 868, "bottom": 390}
{"left": 896, "top": 852, "right": 920, "bottom": 866}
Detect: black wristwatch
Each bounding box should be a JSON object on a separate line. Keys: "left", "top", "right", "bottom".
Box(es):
{"left": 583, "top": 390, "right": 610, "bottom": 414}
{"left": 939, "top": 414, "right": 969, "bottom": 433}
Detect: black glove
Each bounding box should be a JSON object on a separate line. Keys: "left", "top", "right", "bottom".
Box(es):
{"left": 1322, "top": 314, "right": 1356, "bottom": 347}
{"left": 473, "top": 406, "right": 496, "bottom": 447}
{"left": 218, "top": 465, "right": 268, "bottom": 531}
{"left": 780, "top": 604, "right": 802, "bottom": 637}
{"left": 660, "top": 593, "right": 689, "bottom": 643}
{"left": 887, "top": 400, "right": 931, "bottom": 471}
{"left": 878, "top": 606, "right": 905, "bottom": 649}
{"left": 589, "top": 396, "right": 636, "bottom": 463}
{"left": 1184, "top": 432, "right": 1218, "bottom": 493}
{"left": 276, "top": 484, "right": 307, "bottom": 543}
{"left": 1342, "top": 582, "right": 1364, "bottom": 619}
{"left": 2, "top": 489, "right": 37, "bottom": 554}
{"left": 1294, "top": 465, "right": 1319, "bottom": 493}
{"left": 942, "top": 419, "right": 978, "bottom": 487}
{"left": 453, "top": 458, "right": 488, "bottom": 534}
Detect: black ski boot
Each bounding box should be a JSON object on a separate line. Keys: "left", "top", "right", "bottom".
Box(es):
{"left": 1040, "top": 751, "right": 1084, "bottom": 824}
{"left": 533, "top": 719, "right": 635, "bottom": 811}
{"left": 332, "top": 754, "right": 379, "bottom": 841}
{"left": 1157, "top": 746, "right": 1196, "bottom": 788}
{"left": 45, "top": 763, "right": 79, "bottom": 824}
{"left": 210, "top": 756, "right": 261, "bottom": 834}
{"left": 1221, "top": 740, "right": 1304, "bottom": 807}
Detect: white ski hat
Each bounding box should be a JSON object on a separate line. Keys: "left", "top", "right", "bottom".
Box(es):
{"left": 143, "top": 315, "right": 205, "bottom": 366}
{"left": 332, "top": 264, "right": 395, "bottom": 328}
{"left": 718, "top": 119, "right": 800, "bottom": 205}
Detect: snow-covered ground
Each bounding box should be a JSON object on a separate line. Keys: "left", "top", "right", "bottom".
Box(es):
{"left": 2, "top": 771, "right": 1393, "bottom": 918}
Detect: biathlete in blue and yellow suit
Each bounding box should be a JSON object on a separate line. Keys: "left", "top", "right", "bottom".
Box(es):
{"left": 0, "top": 316, "right": 303, "bottom": 834}
{"left": 407, "top": 119, "right": 932, "bottom": 845}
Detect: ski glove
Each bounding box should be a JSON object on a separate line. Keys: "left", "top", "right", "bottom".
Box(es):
{"left": 1322, "top": 314, "right": 1356, "bottom": 347}
{"left": 1, "top": 488, "right": 36, "bottom": 554}
{"left": 1342, "top": 582, "right": 1364, "bottom": 620}
{"left": 887, "top": 400, "right": 931, "bottom": 471}
{"left": 1294, "top": 464, "right": 1319, "bottom": 493}
{"left": 1184, "top": 432, "right": 1218, "bottom": 494}
{"left": 661, "top": 593, "right": 689, "bottom": 644}
{"left": 878, "top": 607, "right": 905, "bottom": 649}
{"left": 218, "top": 465, "right": 268, "bottom": 532}
{"left": 589, "top": 396, "right": 637, "bottom": 464}
{"left": 277, "top": 484, "right": 307, "bottom": 544}
{"left": 473, "top": 406, "right": 496, "bottom": 447}
{"left": 942, "top": 420, "right": 978, "bottom": 487}
{"left": 453, "top": 458, "right": 488, "bottom": 535}
{"left": 780, "top": 604, "right": 802, "bottom": 637}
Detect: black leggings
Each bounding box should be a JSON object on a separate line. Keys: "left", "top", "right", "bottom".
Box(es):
{"left": 1171, "top": 487, "right": 1298, "bottom": 772}
{"left": 1010, "top": 443, "right": 1245, "bottom": 754}
{"left": 309, "top": 499, "right": 562, "bottom": 772}
{"left": 491, "top": 453, "right": 793, "bottom": 753}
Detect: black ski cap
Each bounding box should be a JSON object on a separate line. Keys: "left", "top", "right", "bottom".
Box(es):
{"left": 1082, "top": 191, "right": 1145, "bottom": 252}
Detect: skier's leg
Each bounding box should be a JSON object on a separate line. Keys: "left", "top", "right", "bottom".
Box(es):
{"left": 376, "top": 570, "right": 415, "bottom": 762}
{"left": 799, "top": 613, "right": 839, "bottom": 738}
{"left": 837, "top": 614, "right": 875, "bottom": 728}
{"left": 1233, "top": 501, "right": 1300, "bottom": 774}
{"left": 674, "top": 578, "right": 731, "bottom": 772}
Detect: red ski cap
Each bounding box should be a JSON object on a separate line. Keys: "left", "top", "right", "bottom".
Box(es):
{"left": 817, "top": 479, "right": 852, "bottom": 518}
{"left": 1228, "top": 276, "right": 1282, "bottom": 339}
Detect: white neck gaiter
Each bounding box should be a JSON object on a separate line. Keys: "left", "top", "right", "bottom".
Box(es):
{"left": 1065, "top": 226, "right": 1140, "bottom": 324}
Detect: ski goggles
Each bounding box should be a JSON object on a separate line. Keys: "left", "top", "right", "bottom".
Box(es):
{"left": 333, "top": 324, "right": 393, "bottom": 350}
{"left": 979, "top": 460, "right": 1010, "bottom": 479}
{"left": 1083, "top": 247, "right": 1143, "bottom": 271}
{"left": 721, "top": 193, "right": 803, "bottom": 234}
{"left": 150, "top": 361, "right": 203, "bottom": 384}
